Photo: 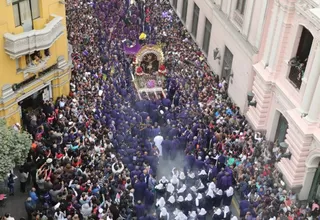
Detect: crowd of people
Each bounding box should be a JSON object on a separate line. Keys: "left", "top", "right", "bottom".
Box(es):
{"left": 4, "top": 0, "right": 320, "bottom": 220}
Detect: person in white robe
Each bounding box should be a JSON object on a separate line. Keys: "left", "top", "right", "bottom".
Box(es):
{"left": 154, "top": 134, "right": 164, "bottom": 156}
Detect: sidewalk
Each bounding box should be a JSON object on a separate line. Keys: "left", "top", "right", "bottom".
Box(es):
{"left": 0, "top": 174, "right": 29, "bottom": 218}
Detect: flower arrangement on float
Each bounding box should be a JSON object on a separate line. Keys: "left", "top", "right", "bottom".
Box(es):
{"left": 158, "top": 64, "right": 167, "bottom": 76}
{"left": 146, "top": 79, "right": 156, "bottom": 88}
{"left": 132, "top": 57, "right": 137, "bottom": 65}
{"left": 136, "top": 66, "right": 144, "bottom": 76}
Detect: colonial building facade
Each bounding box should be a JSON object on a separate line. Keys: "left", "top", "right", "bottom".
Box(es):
{"left": 171, "top": 0, "right": 320, "bottom": 201}
{"left": 0, "top": 0, "right": 72, "bottom": 126}
{"left": 170, "top": 0, "right": 269, "bottom": 112}
{"left": 246, "top": 0, "right": 320, "bottom": 200}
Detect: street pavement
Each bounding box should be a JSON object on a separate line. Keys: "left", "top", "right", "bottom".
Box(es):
{"left": 0, "top": 174, "right": 29, "bottom": 219}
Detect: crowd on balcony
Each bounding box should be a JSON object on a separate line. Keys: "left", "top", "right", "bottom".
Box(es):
{"left": 7, "top": 0, "right": 320, "bottom": 220}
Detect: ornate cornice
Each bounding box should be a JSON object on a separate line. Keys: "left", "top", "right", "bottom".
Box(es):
{"left": 296, "top": 0, "right": 320, "bottom": 28}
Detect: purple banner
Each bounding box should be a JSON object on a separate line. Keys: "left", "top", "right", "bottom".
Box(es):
{"left": 123, "top": 41, "right": 141, "bottom": 55}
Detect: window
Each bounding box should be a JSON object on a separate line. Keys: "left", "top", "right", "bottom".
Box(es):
{"left": 44, "top": 49, "right": 50, "bottom": 57}
{"left": 26, "top": 51, "right": 42, "bottom": 66}
{"left": 191, "top": 3, "right": 199, "bottom": 38}
{"left": 181, "top": 0, "right": 188, "bottom": 23}
{"left": 288, "top": 27, "right": 313, "bottom": 89}
{"left": 236, "top": 0, "right": 246, "bottom": 15}
{"left": 13, "top": 0, "right": 40, "bottom": 28}
{"left": 173, "top": 0, "right": 178, "bottom": 9}
{"left": 16, "top": 58, "right": 20, "bottom": 70}
{"left": 30, "top": 0, "right": 40, "bottom": 18}
{"left": 202, "top": 18, "right": 212, "bottom": 55}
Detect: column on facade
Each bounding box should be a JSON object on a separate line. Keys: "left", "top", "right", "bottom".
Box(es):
{"left": 255, "top": 0, "right": 268, "bottom": 49}
{"left": 262, "top": 2, "right": 279, "bottom": 65}
{"left": 268, "top": 6, "right": 285, "bottom": 70}
{"left": 306, "top": 75, "right": 320, "bottom": 122}
{"left": 301, "top": 42, "right": 320, "bottom": 113}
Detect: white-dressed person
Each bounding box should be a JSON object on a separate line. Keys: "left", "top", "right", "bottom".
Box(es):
{"left": 223, "top": 206, "right": 232, "bottom": 220}
{"left": 154, "top": 133, "right": 164, "bottom": 156}
{"left": 159, "top": 207, "right": 170, "bottom": 220}
{"left": 197, "top": 208, "right": 207, "bottom": 220}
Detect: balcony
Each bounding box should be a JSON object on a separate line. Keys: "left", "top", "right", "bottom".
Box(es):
{"left": 4, "top": 15, "right": 65, "bottom": 59}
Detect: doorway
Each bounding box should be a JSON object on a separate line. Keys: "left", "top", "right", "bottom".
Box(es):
{"left": 221, "top": 46, "right": 233, "bottom": 81}
{"left": 309, "top": 163, "right": 320, "bottom": 201}
{"left": 274, "top": 113, "right": 288, "bottom": 143}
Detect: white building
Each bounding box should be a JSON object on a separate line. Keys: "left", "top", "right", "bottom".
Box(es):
{"left": 170, "top": 0, "right": 269, "bottom": 112}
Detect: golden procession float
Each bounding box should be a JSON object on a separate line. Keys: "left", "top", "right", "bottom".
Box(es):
{"left": 131, "top": 45, "right": 167, "bottom": 99}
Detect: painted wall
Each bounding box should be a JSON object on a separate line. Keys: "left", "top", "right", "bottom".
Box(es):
{"left": 0, "top": 0, "right": 71, "bottom": 126}
{"left": 246, "top": 0, "right": 320, "bottom": 200}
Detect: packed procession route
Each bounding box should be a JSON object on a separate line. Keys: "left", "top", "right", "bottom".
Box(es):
{"left": 1, "top": 0, "right": 311, "bottom": 220}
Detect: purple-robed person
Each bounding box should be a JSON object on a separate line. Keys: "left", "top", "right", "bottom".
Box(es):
{"left": 134, "top": 179, "right": 147, "bottom": 202}
{"left": 220, "top": 173, "right": 232, "bottom": 191}
{"left": 134, "top": 200, "right": 146, "bottom": 218}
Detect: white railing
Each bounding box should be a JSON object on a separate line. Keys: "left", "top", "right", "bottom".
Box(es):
{"left": 4, "top": 15, "right": 65, "bottom": 59}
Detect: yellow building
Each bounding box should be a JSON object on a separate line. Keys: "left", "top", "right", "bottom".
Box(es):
{"left": 0, "top": 0, "right": 72, "bottom": 126}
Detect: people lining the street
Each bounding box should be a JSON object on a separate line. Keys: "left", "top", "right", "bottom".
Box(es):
{"left": 4, "top": 0, "right": 319, "bottom": 220}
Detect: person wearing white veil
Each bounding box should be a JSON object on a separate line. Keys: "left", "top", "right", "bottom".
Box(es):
{"left": 205, "top": 188, "right": 215, "bottom": 211}
{"left": 187, "top": 171, "right": 196, "bottom": 186}
{"left": 156, "top": 197, "right": 166, "bottom": 208}
{"left": 177, "top": 195, "right": 185, "bottom": 211}
{"left": 174, "top": 211, "right": 187, "bottom": 220}
{"left": 223, "top": 206, "right": 231, "bottom": 220}
{"left": 159, "top": 207, "right": 170, "bottom": 220}
{"left": 231, "top": 216, "right": 238, "bottom": 220}
{"left": 214, "top": 189, "right": 223, "bottom": 207}
{"left": 166, "top": 182, "right": 175, "bottom": 194}
{"left": 172, "top": 167, "right": 180, "bottom": 177}
{"left": 195, "top": 193, "right": 205, "bottom": 209}
{"left": 212, "top": 208, "right": 223, "bottom": 220}
{"left": 167, "top": 195, "right": 176, "bottom": 212}
{"left": 188, "top": 211, "right": 197, "bottom": 220}
{"left": 197, "top": 180, "right": 205, "bottom": 193}
{"left": 197, "top": 208, "right": 207, "bottom": 220}
{"left": 223, "top": 186, "right": 234, "bottom": 206}
{"left": 208, "top": 181, "right": 217, "bottom": 191}
{"left": 171, "top": 175, "right": 179, "bottom": 187}
{"left": 184, "top": 193, "right": 193, "bottom": 213}
{"left": 155, "top": 183, "right": 166, "bottom": 197}
{"left": 177, "top": 184, "right": 186, "bottom": 196}
{"left": 179, "top": 172, "right": 186, "bottom": 183}
{"left": 198, "top": 169, "right": 207, "bottom": 184}
{"left": 159, "top": 176, "right": 169, "bottom": 185}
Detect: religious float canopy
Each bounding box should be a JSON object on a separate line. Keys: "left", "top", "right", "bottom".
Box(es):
{"left": 132, "top": 45, "right": 167, "bottom": 99}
